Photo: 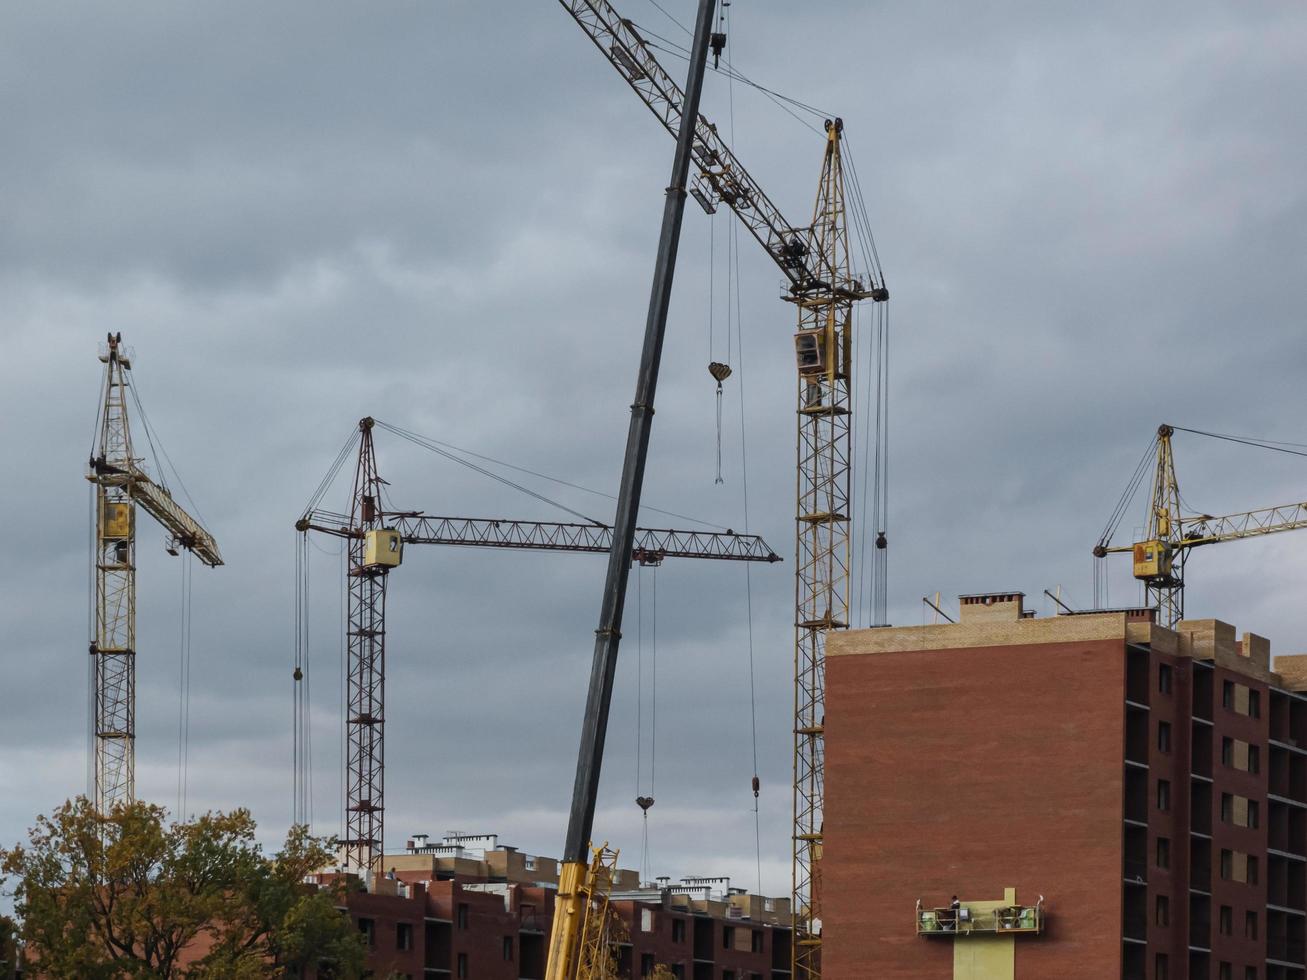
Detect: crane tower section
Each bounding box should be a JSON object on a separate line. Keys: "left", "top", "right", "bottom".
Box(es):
{"left": 87, "top": 333, "right": 221, "bottom": 814}
{"left": 90, "top": 337, "right": 138, "bottom": 814}
{"left": 789, "top": 118, "right": 873, "bottom": 980}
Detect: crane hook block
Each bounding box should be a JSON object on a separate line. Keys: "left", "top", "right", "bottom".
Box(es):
{"left": 709, "top": 361, "right": 732, "bottom": 384}
{"left": 875, "top": 531, "right": 887, "bottom": 550}
{"left": 710, "top": 31, "right": 726, "bottom": 69}
{"left": 636, "top": 796, "right": 655, "bottom": 812}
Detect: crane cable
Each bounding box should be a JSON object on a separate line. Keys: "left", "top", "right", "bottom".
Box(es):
{"left": 176, "top": 549, "right": 193, "bottom": 820}
{"left": 714, "top": 0, "right": 764, "bottom": 894}
{"left": 634, "top": 564, "right": 658, "bottom": 883}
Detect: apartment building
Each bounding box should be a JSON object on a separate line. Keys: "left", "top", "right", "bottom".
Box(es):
{"left": 823, "top": 592, "right": 1307, "bottom": 980}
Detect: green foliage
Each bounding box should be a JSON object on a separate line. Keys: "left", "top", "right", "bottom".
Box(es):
{"left": 0, "top": 798, "right": 365, "bottom": 979}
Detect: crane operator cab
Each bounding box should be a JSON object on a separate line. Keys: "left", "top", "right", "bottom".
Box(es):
{"left": 363, "top": 528, "right": 403, "bottom": 570}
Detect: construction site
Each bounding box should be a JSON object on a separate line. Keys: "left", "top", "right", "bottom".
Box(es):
{"left": 2, "top": 2, "right": 1305, "bottom": 979}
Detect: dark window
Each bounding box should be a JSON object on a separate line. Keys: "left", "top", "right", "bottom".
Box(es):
{"left": 1246, "top": 968, "right": 1258, "bottom": 980}
{"left": 1158, "top": 721, "right": 1172, "bottom": 753}
{"left": 503, "top": 936, "right": 513, "bottom": 961}
{"left": 723, "top": 972, "right": 736, "bottom": 980}
{"left": 1245, "top": 910, "right": 1258, "bottom": 939}
{"left": 1249, "top": 690, "right": 1261, "bottom": 719}
{"left": 1248, "top": 800, "right": 1260, "bottom": 829}
{"left": 1222, "top": 736, "right": 1234, "bottom": 766}
{"left": 751, "top": 929, "right": 764, "bottom": 953}
{"left": 722, "top": 925, "right": 734, "bottom": 949}
{"left": 1248, "top": 855, "right": 1259, "bottom": 884}
{"left": 1157, "top": 779, "right": 1171, "bottom": 812}
{"left": 358, "top": 917, "right": 375, "bottom": 949}
{"left": 672, "top": 918, "right": 686, "bottom": 943}
{"left": 1218, "top": 964, "right": 1231, "bottom": 980}
{"left": 1222, "top": 793, "right": 1233, "bottom": 824}
{"left": 1220, "top": 851, "right": 1233, "bottom": 881}
{"left": 1219, "top": 905, "right": 1232, "bottom": 935}
{"left": 1159, "top": 663, "right": 1173, "bottom": 694}
{"left": 1156, "top": 837, "right": 1170, "bottom": 869}
{"left": 396, "top": 921, "right": 412, "bottom": 951}
{"left": 457, "top": 953, "right": 468, "bottom": 978}
{"left": 1155, "top": 952, "right": 1169, "bottom": 980}
{"left": 1249, "top": 745, "right": 1260, "bottom": 774}
{"left": 1155, "top": 894, "right": 1169, "bottom": 926}
{"left": 456, "top": 903, "right": 469, "bottom": 930}
{"left": 1223, "top": 680, "right": 1235, "bottom": 709}
{"left": 640, "top": 953, "right": 654, "bottom": 976}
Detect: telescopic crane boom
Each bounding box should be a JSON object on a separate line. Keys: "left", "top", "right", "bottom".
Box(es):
{"left": 1094, "top": 423, "right": 1307, "bottom": 628}
{"left": 559, "top": 4, "right": 888, "bottom": 977}
{"left": 87, "top": 333, "right": 221, "bottom": 814}
{"left": 296, "top": 418, "right": 779, "bottom": 875}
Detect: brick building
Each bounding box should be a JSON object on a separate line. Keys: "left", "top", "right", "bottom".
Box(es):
{"left": 823, "top": 591, "right": 1307, "bottom": 980}
{"left": 321, "top": 831, "right": 793, "bottom": 978}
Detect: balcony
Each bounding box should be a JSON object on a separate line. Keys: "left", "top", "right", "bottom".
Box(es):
{"left": 916, "top": 897, "right": 1044, "bottom": 937}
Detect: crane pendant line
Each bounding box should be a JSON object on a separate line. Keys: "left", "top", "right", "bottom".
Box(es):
{"left": 87, "top": 333, "right": 222, "bottom": 814}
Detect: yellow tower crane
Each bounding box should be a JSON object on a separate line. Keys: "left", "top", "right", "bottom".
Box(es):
{"left": 88, "top": 333, "right": 221, "bottom": 813}
{"left": 1094, "top": 423, "right": 1307, "bottom": 629}
{"left": 554, "top": 4, "right": 888, "bottom": 978}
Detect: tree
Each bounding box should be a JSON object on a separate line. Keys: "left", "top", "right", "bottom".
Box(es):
{"left": 0, "top": 798, "right": 365, "bottom": 979}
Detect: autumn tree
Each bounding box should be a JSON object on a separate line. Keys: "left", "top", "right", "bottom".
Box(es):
{"left": 0, "top": 797, "right": 365, "bottom": 979}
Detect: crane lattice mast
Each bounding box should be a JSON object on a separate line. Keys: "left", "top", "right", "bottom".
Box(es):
{"left": 87, "top": 333, "right": 222, "bottom": 813}
{"left": 558, "top": 5, "right": 888, "bottom": 974}
{"left": 297, "top": 418, "right": 781, "bottom": 875}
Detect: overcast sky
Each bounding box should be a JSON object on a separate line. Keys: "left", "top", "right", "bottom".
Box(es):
{"left": 2, "top": 1, "right": 1305, "bottom": 900}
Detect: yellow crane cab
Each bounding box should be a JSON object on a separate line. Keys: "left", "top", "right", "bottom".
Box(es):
{"left": 364, "top": 528, "right": 403, "bottom": 569}
{"left": 1132, "top": 538, "right": 1171, "bottom": 581}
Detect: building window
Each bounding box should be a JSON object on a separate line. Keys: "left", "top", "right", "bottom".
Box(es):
{"left": 457, "top": 953, "right": 468, "bottom": 978}
{"left": 1249, "top": 690, "right": 1261, "bottom": 718}
{"left": 1219, "top": 905, "right": 1232, "bottom": 935}
{"left": 723, "top": 972, "right": 736, "bottom": 980}
{"left": 1222, "top": 736, "right": 1233, "bottom": 766}
{"left": 723, "top": 925, "right": 735, "bottom": 949}
{"left": 672, "top": 918, "right": 686, "bottom": 943}
{"left": 1246, "top": 968, "right": 1258, "bottom": 980}
{"left": 503, "top": 936, "right": 514, "bottom": 961}
{"left": 1248, "top": 799, "right": 1260, "bottom": 829}
{"left": 1155, "top": 952, "right": 1169, "bottom": 980}
{"left": 1159, "top": 663, "right": 1173, "bottom": 694}
{"left": 1222, "top": 737, "right": 1259, "bottom": 772}
{"left": 1249, "top": 744, "right": 1260, "bottom": 773}
{"left": 396, "top": 921, "right": 412, "bottom": 951}
{"left": 1220, "top": 850, "right": 1256, "bottom": 884}
{"left": 1155, "top": 894, "right": 1169, "bottom": 926}
{"left": 358, "top": 917, "right": 375, "bottom": 949}
{"left": 640, "top": 953, "right": 654, "bottom": 976}
{"left": 1248, "top": 855, "right": 1259, "bottom": 884}
{"left": 1156, "top": 837, "right": 1170, "bottom": 869}
{"left": 456, "top": 903, "right": 469, "bottom": 930}
{"left": 1223, "top": 680, "right": 1234, "bottom": 709}
{"left": 1245, "top": 910, "right": 1258, "bottom": 940}
{"left": 1157, "top": 721, "right": 1172, "bottom": 753}
{"left": 752, "top": 929, "right": 764, "bottom": 953}
{"left": 1219, "top": 964, "right": 1231, "bottom": 980}
{"left": 1157, "top": 779, "right": 1171, "bottom": 812}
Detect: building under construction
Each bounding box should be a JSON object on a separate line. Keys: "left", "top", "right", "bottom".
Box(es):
{"left": 315, "top": 832, "right": 792, "bottom": 978}
{"left": 822, "top": 591, "right": 1307, "bottom": 980}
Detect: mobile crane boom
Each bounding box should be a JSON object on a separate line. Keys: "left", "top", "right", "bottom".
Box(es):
{"left": 559, "top": 4, "right": 889, "bottom": 977}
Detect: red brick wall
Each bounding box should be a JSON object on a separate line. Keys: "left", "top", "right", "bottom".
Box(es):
{"left": 824, "top": 637, "right": 1126, "bottom": 978}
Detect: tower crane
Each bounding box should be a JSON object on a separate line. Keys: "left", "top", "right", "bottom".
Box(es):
{"left": 295, "top": 418, "right": 780, "bottom": 874}
{"left": 1094, "top": 423, "right": 1307, "bottom": 628}
{"left": 556, "top": 4, "right": 889, "bottom": 977}
{"left": 87, "top": 333, "right": 222, "bottom": 814}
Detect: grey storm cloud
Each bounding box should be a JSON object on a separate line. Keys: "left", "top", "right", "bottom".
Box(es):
{"left": 2, "top": 0, "right": 1305, "bottom": 899}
